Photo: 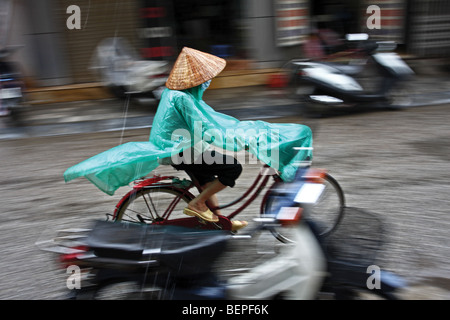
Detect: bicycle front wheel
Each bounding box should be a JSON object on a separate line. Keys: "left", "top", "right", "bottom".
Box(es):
{"left": 263, "top": 172, "right": 345, "bottom": 242}
{"left": 114, "top": 186, "right": 194, "bottom": 223}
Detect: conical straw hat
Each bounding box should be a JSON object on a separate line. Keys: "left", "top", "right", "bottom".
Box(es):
{"left": 166, "top": 47, "right": 226, "bottom": 90}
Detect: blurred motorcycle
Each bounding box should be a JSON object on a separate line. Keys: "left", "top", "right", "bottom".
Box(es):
{"left": 90, "top": 37, "right": 169, "bottom": 101}
{"left": 287, "top": 34, "right": 414, "bottom": 115}
{"left": 0, "top": 45, "right": 25, "bottom": 120}
{"left": 37, "top": 167, "right": 406, "bottom": 300}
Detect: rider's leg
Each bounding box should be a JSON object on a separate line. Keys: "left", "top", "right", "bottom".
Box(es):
{"left": 201, "top": 181, "right": 222, "bottom": 215}
{"left": 185, "top": 178, "right": 248, "bottom": 230}
{"left": 174, "top": 150, "right": 246, "bottom": 228}
{"left": 188, "top": 179, "right": 226, "bottom": 219}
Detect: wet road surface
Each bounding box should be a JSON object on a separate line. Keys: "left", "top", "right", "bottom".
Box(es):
{"left": 1, "top": 98, "right": 450, "bottom": 299}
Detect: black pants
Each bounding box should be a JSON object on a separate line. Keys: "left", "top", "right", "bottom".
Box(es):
{"left": 172, "top": 150, "right": 242, "bottom": 187}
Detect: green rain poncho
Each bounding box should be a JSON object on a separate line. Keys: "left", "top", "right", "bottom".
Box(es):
{"left": 64, "top": 84, "right": 313, "bottom": 195}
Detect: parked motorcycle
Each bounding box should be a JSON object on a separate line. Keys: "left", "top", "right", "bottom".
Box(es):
{"left": 90, "top": 37, "right": 169, "bottom": 101}
{"left": 287, "top": 34, "right": 414, "bottom": 116}
{"left": 37, "top": 167, "right": 406, "bottom": 300}
{"left": 0, "top": 45, "right": 25, "bottom": 120}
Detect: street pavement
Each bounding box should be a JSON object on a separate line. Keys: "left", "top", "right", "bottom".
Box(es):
{"left": 1, "top": 70, "right": 450, "bottom": 300}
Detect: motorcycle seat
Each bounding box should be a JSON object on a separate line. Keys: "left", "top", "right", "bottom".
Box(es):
{"left": 159, "top": 227, "right": 230, "bottom": 276}
{"left": 87, "top": 220, "right": 160, "bottom": 260}
{"left": 86, "top": 220, "right": 230, "bottom": 276}
{"left": 324, "top": 62, "right": 363, "bottom": 76}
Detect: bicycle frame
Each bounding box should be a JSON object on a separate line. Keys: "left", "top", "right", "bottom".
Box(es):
{"left": 112, "top": 164, "right": 283, "bottom": 227}
{"left": 215, "top": 165, "right": 281, "bottom": 220}
{"left": 112, "top": 164, "right": 330, "bottom": 231}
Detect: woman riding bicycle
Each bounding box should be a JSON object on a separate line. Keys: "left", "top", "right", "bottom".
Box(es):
{"left": 63, "top": 47, "right": 314, "bottom": 231}
{"left": 160, "top": 47, "right": 245, "bottom": 229}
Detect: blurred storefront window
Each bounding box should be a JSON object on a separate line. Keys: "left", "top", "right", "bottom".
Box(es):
{"left": 275, "top": 0, "right": 309, "bottom": 47}
{"left": 5, "top": 0, "right": 450, "bottom": 88}
{"left": 407, "top": 0, "right": 450, "bottom": 57}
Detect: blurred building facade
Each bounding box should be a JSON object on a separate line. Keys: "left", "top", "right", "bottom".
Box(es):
{"left": 2, "top": 0, "right": 450, "bottom": 88}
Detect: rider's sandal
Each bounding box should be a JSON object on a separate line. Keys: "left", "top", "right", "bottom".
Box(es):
{"left": 183, "top": 207, "right": 219, "bottom": 222}
{"left": 231, "top": 220, "right": 248, "bottom": 231}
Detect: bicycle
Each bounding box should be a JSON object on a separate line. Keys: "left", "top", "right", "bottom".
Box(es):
{"left": 110, "top": 153, "right": 345, "bottom": 243}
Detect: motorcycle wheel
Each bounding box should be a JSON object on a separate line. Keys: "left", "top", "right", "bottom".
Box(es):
{"left": 109, "top": 85, "right": 128, "bottom": 99}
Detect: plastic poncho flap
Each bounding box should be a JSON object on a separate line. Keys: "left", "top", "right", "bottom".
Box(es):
{"left": 64, "top": 85, "right": 313, "bottom": 195}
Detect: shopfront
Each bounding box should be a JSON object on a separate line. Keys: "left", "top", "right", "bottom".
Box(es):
{"left": 8, "top": 0, "right": 449, "bottom": 88}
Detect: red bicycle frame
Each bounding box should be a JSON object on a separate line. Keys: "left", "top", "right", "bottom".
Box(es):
{"left": 113, "top": 165, "right": 327, "bottom": 231}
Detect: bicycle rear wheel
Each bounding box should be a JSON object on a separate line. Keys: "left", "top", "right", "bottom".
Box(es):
{"left": 114, "top": 186, "right": 194, "bottom": 223}
{"left": 263, "top": 172, "right": 345, "bottom": 242}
